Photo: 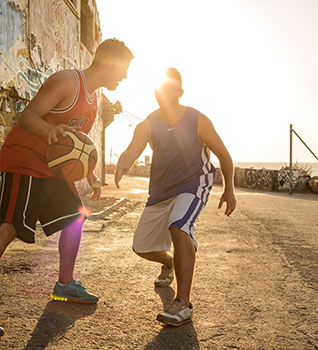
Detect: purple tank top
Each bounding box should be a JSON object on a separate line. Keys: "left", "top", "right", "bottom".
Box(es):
{"left": 147, "top": 107, "right": 216, "bottom": 206}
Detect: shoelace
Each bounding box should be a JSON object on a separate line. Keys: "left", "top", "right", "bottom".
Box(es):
{"left": 166, "top": 298, "right": 185, "bottom": 313}
{"left": 73, "top": 280, "right": 85, "bottom": 289}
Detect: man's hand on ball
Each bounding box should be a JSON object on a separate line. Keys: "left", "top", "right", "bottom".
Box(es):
{"left": 47, "top": 124, "right": 75, "bottom": 144}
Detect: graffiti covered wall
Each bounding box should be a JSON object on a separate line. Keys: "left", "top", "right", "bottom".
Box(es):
{"left": 29, "top": 0, "right": 80, "bottom": 69}
{"left": 1, "top": 0, "right": 81, "bottom": 105}
{"left": 0, "top": 0, "right": 26, "bottom": 141}
{"left": 0, "top": 0, "right": 25, "bottom": 71}
{"left": 1, "top": 0, "right": 102, "bottom": 110}
{"left": 212, "top": 167, "right": 316, "bottom": 193}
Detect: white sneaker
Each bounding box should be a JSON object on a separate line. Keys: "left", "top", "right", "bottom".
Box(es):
{"left": 156, "top": 297, "right": 193, "bottom": 326}
{"left": 154, "top": 265, "right": 174, "bottom": 288}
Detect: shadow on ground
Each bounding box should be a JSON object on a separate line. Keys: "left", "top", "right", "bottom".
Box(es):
{"left": 24, "top": 301, "right": 97, "bottom": 350}
{"left": 154, "top": 286, "right": 175, "bottom": 310}
{"left": 144, "top": 322, "right": 199, "bottom": 350}
{"left": 144, "top": 287, "right": 199, "bottom": 350}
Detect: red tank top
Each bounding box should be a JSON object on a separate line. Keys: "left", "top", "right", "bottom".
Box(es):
{"left": 0, "top": 69, "right": 98, "bottom": 177}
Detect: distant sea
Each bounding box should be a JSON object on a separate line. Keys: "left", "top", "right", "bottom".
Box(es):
{"left": 212, "top": 162, "right": 318, "bottom": 176}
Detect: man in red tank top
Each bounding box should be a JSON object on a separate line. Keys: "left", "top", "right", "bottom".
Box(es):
{"left": 0, "top": 39, "right": 134, "bottom": 310}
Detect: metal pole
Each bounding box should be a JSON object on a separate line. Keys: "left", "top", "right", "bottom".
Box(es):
{"left": 289, "top": 124, "right": 293, "bottom": 194}
{"left": 100, "top": 129, "right": 106, "bottom": 186}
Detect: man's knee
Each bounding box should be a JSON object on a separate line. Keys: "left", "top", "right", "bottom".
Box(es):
{"left": 133, "top": 249, "right": 147, "bottom": 258}
{"left": 170, "top": 226, "right": 196, "bottom": 251}
{"left": 133, "top": 249, "right": 161, "bottom": 260}
{"left": 170, "top": 226, "right": 190, "bottom": 241}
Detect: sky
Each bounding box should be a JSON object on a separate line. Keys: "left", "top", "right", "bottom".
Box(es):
{"left": 95, "top": 0, "right": 318, "bottom": 164}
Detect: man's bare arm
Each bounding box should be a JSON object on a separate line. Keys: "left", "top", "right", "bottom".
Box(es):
{"left": 115, "top": 120, "right": 151, "bottom": 188}
{"left": 198, "top": 113, "right": 236, "bottom": 216}
{"left": 18, "top": 71, "right": 76, "bottom": 143}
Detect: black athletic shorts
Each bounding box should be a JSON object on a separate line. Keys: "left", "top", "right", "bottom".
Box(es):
{"left": 0, "top": 172, "right": 83, "bottom": 243}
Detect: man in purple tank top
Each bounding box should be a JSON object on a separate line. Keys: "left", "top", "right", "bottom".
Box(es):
{"left": 115, "top": 68, "right": 236, "bottom": 326}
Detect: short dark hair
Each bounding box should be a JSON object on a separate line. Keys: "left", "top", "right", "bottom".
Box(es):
{"left": 93, "top": 38, "right": 134, "bottom": 65}
{"left": 165, "top": 67, "right": 182, "bottom": 85}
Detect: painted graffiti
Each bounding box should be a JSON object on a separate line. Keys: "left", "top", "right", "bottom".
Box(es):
{"left": 29, "top": 0, "right": 79, "bottom": 66}
{"left": 212, "top": 167, "right": 315, "bottom": 193}
{"left": 0, "top": 0, "right": 24, "bottom": 63}
{"left": 242, "top": 168, "right": 300, "bottom": 191}
{"left": 15, "top": 48, "right": 57, "bottom": 110}
{"left": 244, "top": 169, "right": 276, "bottom": 191}
{"left": 54, "top": 29, "right": 64, "bottom": 59}
{"left": 277, "top": 170, "right": 299, "bottom": 191}
{"left": 53, "top": 0, "right": 65, "bottom": 25}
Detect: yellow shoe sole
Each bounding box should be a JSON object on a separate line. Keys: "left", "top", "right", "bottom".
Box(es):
{"left": 50, "top": 294, "right": 97, "bottom": 304}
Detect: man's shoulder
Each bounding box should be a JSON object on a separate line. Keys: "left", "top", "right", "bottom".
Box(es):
{"left": 144, "top": 109, "right": 161, "bottom": 125}
{"left": 45, "top": 69, "right": 77, "bottom": 85}
{"left": 147, "top": 108, "right": 160, "bottom": 119}
{"left": 187, "top": 107, "right": 210, "bottom": 121}
{"left": 186, "top": 106, "right": 201, "bottom": 115}
{"left": 53, "top": 68, "right": 78, "bottom": 76}
{"left": 37, "top": 70, "right": 78, "bottom": 98}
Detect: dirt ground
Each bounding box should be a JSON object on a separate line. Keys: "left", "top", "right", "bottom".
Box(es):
{"left": 1, "top": 174, "right": 318, "bottom": 350}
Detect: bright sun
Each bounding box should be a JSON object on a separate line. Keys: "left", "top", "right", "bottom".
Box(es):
{"left": 104, "top": 59, "right": 172, "bottom": 159}
{"left": 131, "top": 60, "right": 170, "bottom": 92}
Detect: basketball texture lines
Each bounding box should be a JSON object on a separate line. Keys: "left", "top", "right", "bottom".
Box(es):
{"left": 47, "top": 131, "right": 97, "bottom": 182}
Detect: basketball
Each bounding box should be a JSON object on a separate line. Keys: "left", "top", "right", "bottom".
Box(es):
{"left": 46, "top": 130, "right": 97, "bottom": 182}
